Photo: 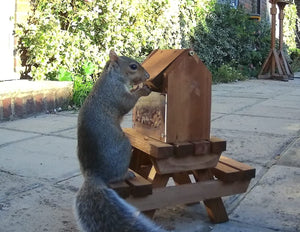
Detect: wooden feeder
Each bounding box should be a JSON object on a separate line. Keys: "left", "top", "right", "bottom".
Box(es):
{"left": 133, "top": 49, "right": 211, "bottom": 144}
{"left": 117, "top": 49, "right": 256, "bottom": 224}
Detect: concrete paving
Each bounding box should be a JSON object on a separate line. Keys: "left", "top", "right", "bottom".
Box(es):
{"left": 0, "top": 78, "right": 300, "bottom": 232}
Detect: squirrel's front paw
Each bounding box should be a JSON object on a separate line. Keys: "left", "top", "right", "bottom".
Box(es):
{"left": 138, "top": 84, "right": 151, "bottom": 96}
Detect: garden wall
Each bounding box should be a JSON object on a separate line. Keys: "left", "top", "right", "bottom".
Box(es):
{"left": 0, "top": 81, "right": 73, "bottom": 121}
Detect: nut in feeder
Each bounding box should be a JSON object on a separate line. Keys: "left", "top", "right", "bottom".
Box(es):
{"left": 133, "top": 49, "right": 212, "bottom": 144}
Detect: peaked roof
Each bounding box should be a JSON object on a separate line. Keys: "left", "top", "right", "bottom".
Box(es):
{"left": 142, "top": 49, "right": 187, "bottom": 79}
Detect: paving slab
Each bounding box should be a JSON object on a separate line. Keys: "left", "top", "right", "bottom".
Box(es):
{"left": 0, "top": 128, "right": 38, "bottom": 146}
{"left": 52, "top": 128, "right": 77, "bottom": 139}
{"left": 0, "top": 135, "right": 79, "bottom": 181}
{"left": 212, "top": 79, "right": 300, "bottom": 98}
{"left": 211, "top": 220, "right": 279, "bottom": 232}
{"left": 0, "top": 114, "right": 77, "bottom": 134}
{"left": 230, "top": 165, "right": 300, "bottom": 232}
{"left": 272, "top": 91, "right": 300, "bottom": 101}
{"left": 211, "top": 129, "right": 293, "bottom": 166}
{"left": 0, "top": 184, "right": 79, "bottom": 232}
{"left": 288, "top": 88, "right": 300, "bottom": 96}
{"left": 54, "top": 174, "right": 83, "bottom": 193}
{"left": 278, "top": 138, "right": 300, "bottom": 168}
{"left": 212, "top": 114, "right": 300, "bottom": 136}
{"left": 211, "top": 112, "right": 227, "bottom": 121}
{"left": 211, "top": 96, "right": 263, "bottom": 114}
{"left": 236, "top": 103, "right": 300, "bottom": 120}
{"left": 0, "top": 172, "right": 41, "bottom": 202}
{"left": 259, "top": 97, "right": 300, "bottom": 110}
{"left": 154, "top": 204, "right": 211, "bottom": 232}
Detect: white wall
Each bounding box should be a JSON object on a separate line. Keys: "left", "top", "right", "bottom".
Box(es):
{"left": 0, "top": 1, "right": 17, "bottom": 81}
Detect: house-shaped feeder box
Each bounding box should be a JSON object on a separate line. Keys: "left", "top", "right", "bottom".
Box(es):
{"left": 133, "top": 49, "right": 212, "bottom": 144}
{"left": 121, "top": 49, "right": 255, "bottom": 223}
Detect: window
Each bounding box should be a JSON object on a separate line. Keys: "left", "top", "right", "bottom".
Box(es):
{"left": 218, "top": 0, "right": 239, "bottom": 9}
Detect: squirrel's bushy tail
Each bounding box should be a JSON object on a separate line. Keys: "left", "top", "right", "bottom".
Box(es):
{"left": 75, "top": 177, "right": 167, "bottom": 232}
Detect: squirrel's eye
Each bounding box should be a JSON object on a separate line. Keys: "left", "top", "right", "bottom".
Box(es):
{"left": 129, "top": 64, "right": 138, "bottom": 70}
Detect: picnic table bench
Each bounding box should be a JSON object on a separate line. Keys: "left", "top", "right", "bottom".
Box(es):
{"left": 110, "top": 128, "right": 255, "bottom": 223}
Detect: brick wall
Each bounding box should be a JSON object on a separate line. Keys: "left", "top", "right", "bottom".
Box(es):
{"left": 240, "top": 0, "right": 254, "bottom": 13}
{"left": 239, "top": 0, "right": 269, "bottom": 20}
{"left": 0, "top": 81, "right": 73, "bottom": 121}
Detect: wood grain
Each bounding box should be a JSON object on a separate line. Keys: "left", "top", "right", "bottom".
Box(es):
{"left": 127, "top": 180, "right": 250, "bottom": 211}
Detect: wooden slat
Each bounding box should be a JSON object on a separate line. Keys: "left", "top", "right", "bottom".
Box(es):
{"left": 219, "top": 156, "right": 256, "bottom": 179}
{"left": 109, "top": 181, "right": 130, "bottom": 198}
{"left": 126, "top": 170, "right": 152, "bottom": 197}
{"left": 124, "top": 128, "right": 174, "bottom": 159}
{"left": 210, "top": 137, "right": 226, "bottom": 153}
{"left": 125, "top": 129, "right": 226, "bottom": 158}
{"left": 127, "top": 180, "right": 250, "bottom": 211}
{"left": 173, "top": 172, "right": 192, "bottom": 185}
{"left": 153, "top": 153, "right": 220, "bottom": 174}
{"left": 212, "top": 162, "right": 242, "bottom": 182}
{"left": 192, "top": 140, "right": 210, "bottom": 155}
{"left": 142, "top": 49, "right": 185, "bottom": 80}
{"left": 173, "top": 142, "right": 194, "bottom": 157}
{"left": 213, "top": 156, "right": 256, "bottom": 181}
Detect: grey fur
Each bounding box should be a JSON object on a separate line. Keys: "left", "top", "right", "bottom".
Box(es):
{"left": 75, "top": 51, "right": 167, "bottom": 232}
{"left": 75, "top": 177, "right": 166, "bottom": 232}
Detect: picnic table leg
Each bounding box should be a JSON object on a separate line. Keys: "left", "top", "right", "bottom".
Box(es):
{"left": 143, "top": 166, "right": 170, "bottom": 218}
{"left": 173, "top": 172, "right": 192, "bottom": 185}
{"left": 173, "top": 172, "right": 200, "bottom": 206}
{"left": 193, "top": 169, "right": 229, "bottom": 223}
{"left": 130, "top": 148, "right": 153, "bottom": 179}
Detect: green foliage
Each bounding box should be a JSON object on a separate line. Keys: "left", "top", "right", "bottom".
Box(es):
{"left": 14, "top": 0, "right": 213, "bottom": 106}
{"left": 213, "top": 64, "right": 246, "bottom": 83}
{"left": 284, "top": 3, "right": 299, "bottom": 73}
{"left": 15, "top": 0, "right": 104, "bottom": 81}
{"left": 15, "top": 0, "right": 206, "bottom": 81}
{"left": 284, "top": 3, "right": 298, "bottom": 50}
{"left": 289, "top": 48, "right": 300, "bottom": 72}
{"left": 73, "top": 76, "right": 94, "bottom": 107}
{"left": 192, "top": 2, "right": 271, "bottom": 79}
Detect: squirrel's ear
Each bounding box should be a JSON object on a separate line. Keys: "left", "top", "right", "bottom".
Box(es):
{"left": 109, "top": 50, "right": 118, "bottom": 62}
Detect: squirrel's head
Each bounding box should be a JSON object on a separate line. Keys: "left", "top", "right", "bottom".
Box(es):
{"left": 108, "top": 50, "right": 150, "bottom": 87}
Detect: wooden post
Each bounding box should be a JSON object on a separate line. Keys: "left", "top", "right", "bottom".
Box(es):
{"left": 277, "top": 0, "right": 294, "bottom": 79}
{"left": 258, "top": 0, "right": 291, "bottom": 81}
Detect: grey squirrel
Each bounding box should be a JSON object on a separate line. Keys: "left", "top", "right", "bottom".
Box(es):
{"left": 75, "top": 50, "right": 167, "bottom": 232}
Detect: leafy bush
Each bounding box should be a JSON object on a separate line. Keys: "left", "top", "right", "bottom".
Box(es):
{"left": 191, "top": 2, "right": 271, "bottom": 79}
{"left": 15, "top": 0, "right": 211, "bottom": 80}
{"left": 284, "top": 3, "right": 298, "bottom": 50}
{"left": 213, "top": 64, "right": 246, "bottom": 83}
{"left": 289, "top": 48, "right": 300, "bottom": 72}
{"left": 15, "top": 0, "right": 215, "bottom": 105}
{"left": 15, "top": 1, "right": 104, "bottom": 81}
